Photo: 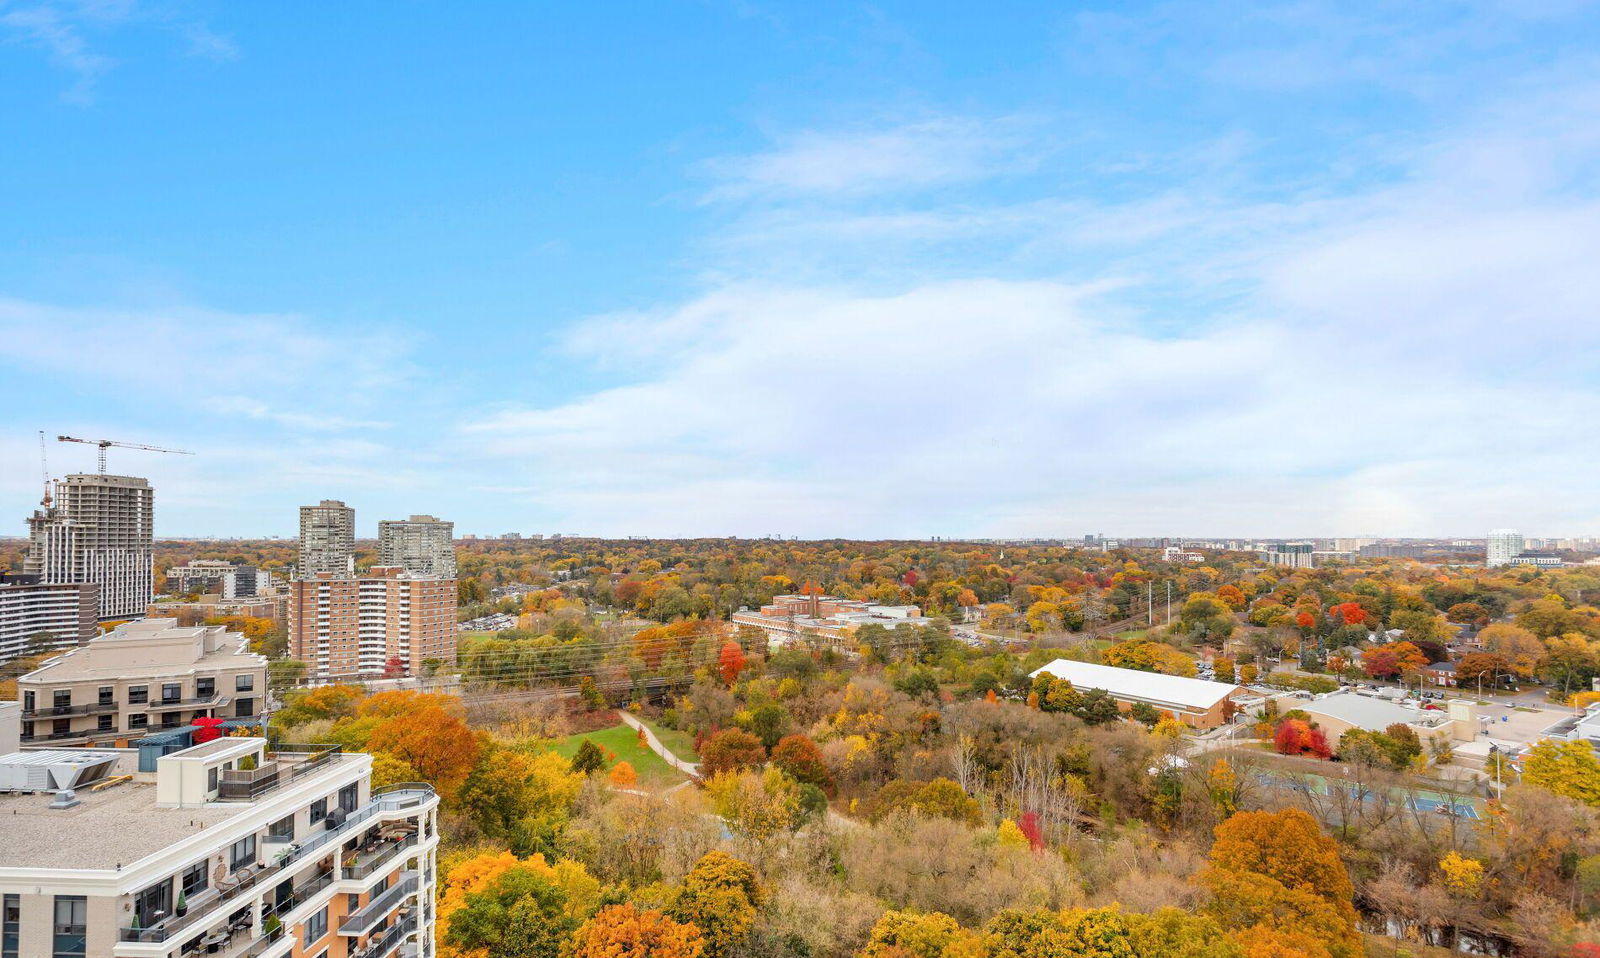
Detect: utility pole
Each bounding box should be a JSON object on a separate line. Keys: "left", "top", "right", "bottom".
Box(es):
{"left": 1165, "top": 581, "right": 1173, "bottom": 624}
{"left": 1146, "top": 580, "right": 1152, "bottom": 626}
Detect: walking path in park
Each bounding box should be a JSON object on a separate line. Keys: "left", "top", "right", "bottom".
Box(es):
{"left": 618, "top": 711, "right": 701, "bottom": 779}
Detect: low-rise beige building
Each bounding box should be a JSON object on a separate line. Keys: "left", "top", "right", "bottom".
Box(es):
{"left": 15, "top": 620, "right": 267, "bottom": 748}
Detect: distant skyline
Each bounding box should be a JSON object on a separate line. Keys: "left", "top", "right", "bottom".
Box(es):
{"left": 3, "top": 2, "right": 1599, "bottom": 538}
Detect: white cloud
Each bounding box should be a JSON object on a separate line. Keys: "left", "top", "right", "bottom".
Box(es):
{"left": 462, "top": 70, "right": 1600, "bottom": 537}
{"left": 701, "top": 116, "right": 1041, "bottom": 201}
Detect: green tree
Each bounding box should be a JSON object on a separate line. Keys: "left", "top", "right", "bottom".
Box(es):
{"left": 570, "top": 739, "right": 607, "bottom": 776}
{"left": 443, "top": 866, "right": 577, "bottom": 958}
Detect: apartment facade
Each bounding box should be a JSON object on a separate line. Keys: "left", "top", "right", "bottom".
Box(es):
{"left": 0, "top": 737, "right": 438, "bottom": 958}
{"left": 1486, "top": 529, "right": 1525, "bottom": 568}
{"left": 288, "top": 569, "right": 455, "bottom": 680}
{"left": 0, "top": 574, "right": 98, "bottom": 664}
{"left": 15, "top": 620, "right": 267, "bottom": 748}
{"left": 376, "top": 516, "right": 456, "bottom": 579}
{"left": 298, "top": 501, "right": 356, "bottom": 577}
{"left": 166, "top": 561, "right": 275, "bottom": 600}
{"left": 24, "top": 474, "right": 155, "bottom": 620}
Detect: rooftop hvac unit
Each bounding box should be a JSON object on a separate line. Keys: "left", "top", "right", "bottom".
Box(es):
{"left": 0, "top": 750, "right": 120, "bottom": 809}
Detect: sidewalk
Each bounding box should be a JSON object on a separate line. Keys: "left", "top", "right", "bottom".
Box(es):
{"left": 617, "top": 711, "right": 701, "bottom": 778}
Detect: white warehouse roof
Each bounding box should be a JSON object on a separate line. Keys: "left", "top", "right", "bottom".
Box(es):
{"left": 1030, "top": 658, "right": 1242, "bottom": 712}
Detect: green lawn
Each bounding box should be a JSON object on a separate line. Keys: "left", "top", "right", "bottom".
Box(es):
{"left": 547, "top": 723, "right": 687, "bottom": 790}
{"left": 637, "top": 716, "right": 699, "bottom": 760}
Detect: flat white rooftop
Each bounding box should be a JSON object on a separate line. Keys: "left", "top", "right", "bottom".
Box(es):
{"left": 1030, "top": 658, "right": 1241, "bottom": 711}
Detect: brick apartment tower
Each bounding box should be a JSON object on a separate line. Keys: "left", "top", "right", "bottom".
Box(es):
{"left": 289, "top": 567, "right": 456, "bottom": 679}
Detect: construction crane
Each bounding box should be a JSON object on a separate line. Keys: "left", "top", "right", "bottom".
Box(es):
{"left": 38, "top": 431, "right": 51, "bottom": 506}
{"left": 56, "top": 435, "right": 195, "bottom": 474}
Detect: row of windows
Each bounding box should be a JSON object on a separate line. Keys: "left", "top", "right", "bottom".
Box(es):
{"left": 21, "top": 699, "right": 257, "bottom": 738}
{"left": 22, "top": 674, "right": 254, "bottom": 711}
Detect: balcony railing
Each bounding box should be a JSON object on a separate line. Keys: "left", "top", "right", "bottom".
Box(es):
{"left": 352, "top": 914, "right": 418, "bottom": 958}
{"left": 217, "top": 745, "right": 341, "bottom": 801}
{"left": 20, "top": 729, "right": 90, "bottom": 744}
{"left": 118, "top": 861, "right": 282, "bottom": 943}
{"left": 263, "top": 868, "right": 337, "bottom": 922}
{"left": 346, "top": 835, "right": 418, "bottom": 881}
{"left": 340, "top": 873, "right": 418, "bottom": 936}
{"left": 22, "top": 700, "right": 119, "bottom": 718}
{"left": 272, "top": 784, "right": 435, "bottom": 872}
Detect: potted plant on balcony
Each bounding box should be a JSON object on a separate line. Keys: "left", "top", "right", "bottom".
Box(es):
{"left": 175, "top": 892, "right": 187, "bottom": 917}
{"left": 263, "top": 913, "right": 282, "bottom": 940}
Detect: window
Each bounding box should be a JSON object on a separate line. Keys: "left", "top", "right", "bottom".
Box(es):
{"left": 97, "top": 714, "right": 113, "bottom": 731}
{"left": 235, "top": 698, "right": 255, "bottom": 718}
{"left": 339, "top": 782, "right": 359, "bottom": 813}
{"left": 236, "top": 674, "right": 255, "bottom": 692}
{"left": 268, "top": 815, "right": 294, "bottom": 841}
{"left": 309, "top": 797, "right": 328, "bottom": 824}
{"left": 182, "top": 861, "right": 209, "bottom": 898}
{"left": 207, "top": 767, "right": 218, "bottom": 793}
{"left": 3, "top": 893, "right": 18, "bottom": 958}
{"left": 162, "top": 711, "right": 181, "bottom": 728}
{"left": 128, "top": 685, "right": 148, "bottom": 704}
{"left": 134, "top": 880, "right": 171, "bottom": 930}
{"left": 229, "top": 835, "right": 257, "bottom": 871}
{"left": 52, "top": 689, "right": 70, "bottom": 709}
{"left": 51, "top": 719, "right": 69, "bottom": 736}
{"left": 128, "top": 713, "right": 148, "bottom": 730}
{"left": 21, "top": 691, "right": 33, "bottom": 713}
{"left": 97, "top": 686, "right": 113, "bottom": 705}
{"left": 52, "top": 896, "right": 86, "bottom": 958}
{"left": 304, "top": 906, "right": 328, "bottom": 943}
{"left": 161, "top": 683, "right": 181, "bottom": 704}
{"left": 196, "top": 677, "right": 215, "bottom": 698}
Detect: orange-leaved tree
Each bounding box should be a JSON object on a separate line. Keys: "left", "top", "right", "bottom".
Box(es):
{"left": 717, "top": 641, "right": 747, "bottom": 686}
{"left": 1201, "top": 808, "right": 1360, "bottom": 958}
{"left": 570, "top": 904, "right": 704, "bottom": 958}
{"left": 365, "top": 700, "right": 482, "bottom": 804}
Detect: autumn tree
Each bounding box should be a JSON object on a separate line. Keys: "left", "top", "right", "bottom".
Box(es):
{"left": 1200, "top": 808, "right": 1360, "bottom": 958}
{"left": 669, "top": 851, "right": 765, "bottom": 958}
{"left": 459, "top": 746, "right": 585, "bottom": 856}
{"left": 1360, "top": 641, "right": 1427, "bottom": 680}
{"left": 364, "top": 700, "right": 482, "bottom": 804}
{"left": 698, "top": 728, "right": 767, "bottom": 777}
{"left": 717, "top": 641, "right": 747, "bottom": 686}
{"left": 1521, "top": 738, "right": 1600, "bottom": 807}
{"left": 1273, "top": 719, "right": 1330, "bottom": 759}
{"left": 860, "top": 910, "right": 972, "bottom": 958}
{"left": 770, "top": 734, "right": 834, "bottom": 795}
{"left": 1454, "top": 652, "right": 1511, "bottom": 686}
{"left": 570, "top": 904, "right": 704, "bottom": 958}
{"left": 705, "top": 767, "right": 803, "bottom": 842}
{"left": 443, "top": 865, "right": 579, "bottom": 958}
{"left": 608, "top": 761, "right": 638, "bottom": 790}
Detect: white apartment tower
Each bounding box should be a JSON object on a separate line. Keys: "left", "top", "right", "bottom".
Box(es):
{"left": 297, "top": 500, "right": 355, "bottom": 577}
{"left": 25, "top": 474, "right": 154, "bottom": 620}
{"left": 377, "top": 515, "right": 456, "bottom": 578}
{"left": 1486, "top": 529, "right": 1524, "bottom": 568}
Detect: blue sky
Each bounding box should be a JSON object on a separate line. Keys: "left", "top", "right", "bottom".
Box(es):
{"left": 3, "top": 1, "right": 1599, "bottom": 538}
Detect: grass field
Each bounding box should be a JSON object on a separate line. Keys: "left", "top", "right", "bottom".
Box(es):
{"left": 638, "top": 716, "right": 699, "bottom": 760}
{"left": 547, "top": 723, "right": 687, "bottom": 790}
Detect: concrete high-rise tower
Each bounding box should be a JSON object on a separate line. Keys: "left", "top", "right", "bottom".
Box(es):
{"left": 23, "top": 474, "right": 154, "bottom": 620}
{"left": 1486, "top": 529, "right": 1524, "bottom": 568}
{"left": 378, "top": 514, "right": 457, "bottom": 578}
{"left": 298, "top": 499, "right": 355, "bottom": 576}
